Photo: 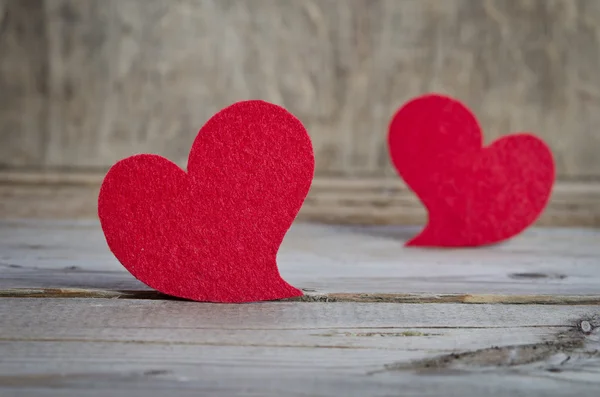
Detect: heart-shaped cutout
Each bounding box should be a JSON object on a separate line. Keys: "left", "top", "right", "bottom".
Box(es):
{"left": 388, "top": 93, "right": 555, "bottom": 247}
{"left": 98, "top": 100, "right": 314, "bottom": 302}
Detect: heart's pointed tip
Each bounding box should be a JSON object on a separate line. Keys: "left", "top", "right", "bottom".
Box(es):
{"left": 270, "top": 277, "right": 304, "bottom": 300}
{"left": 228, "top": 275, "right": 303, "bottom": 303}
{"left": 406, "top": 226, "right": 516, "bottom": 249}
{"left": 404, "top": 224, "right": 435, "bottom": 247}
{"left": 404, "top": 225, "right": 459, "bottom": 248}
{"left": 284, "top": 286, "right": 304, "bottom": 299}
{"left": 405, "top": 236, "right": 434, "bottom": 248}
{"left": 173, "top": 283, "right": 303, "bottom": 304}
{"left": 404, "top": 237, "right": 419, "bottom": 247}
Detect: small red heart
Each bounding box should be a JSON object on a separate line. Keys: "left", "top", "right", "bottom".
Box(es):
{"left": 388, "top": 94, "right": 555, "bottom": 247}
{"left": 98, "top": 100, "right": 314, "bottom": 302}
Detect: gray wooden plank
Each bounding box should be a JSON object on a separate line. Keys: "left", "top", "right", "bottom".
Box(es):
{"left": 2, "top": 354, "right": 598, "bottom": 397}
{"left": 2, "top": 173, "right": 600, "bottom": 228}
{"left": 0, "top": 299, "right": 598, "bottom": 397}
{"left": 0, "top": 0, "right": 47, "bottom": 168}
{"left": 1, "top": 298, "right": 595, "bottom": 329}
{"left": 1, "top": 220, "right": 599, "bottom": 299}
{"left": 38, "top": 0, "right": 600, "bottom": 179}
{"left": 1, "top": 341, "right": 598, "bottom": 397}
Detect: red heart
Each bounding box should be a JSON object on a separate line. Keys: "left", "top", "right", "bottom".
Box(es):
{"left": 98, "top": 100, "right": 314, "bottom": 302}
{"left": 388, "top": 94, "right": 555, "bottom": 247}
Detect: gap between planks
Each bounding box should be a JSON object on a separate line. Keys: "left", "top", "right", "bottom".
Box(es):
{"left": 1, "top": 170, "right": 599, "bottom": 226}
{"left": 2, "top": 287, "right": 600, "bottom": 305}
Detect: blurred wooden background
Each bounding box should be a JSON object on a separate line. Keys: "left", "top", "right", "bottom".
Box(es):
{"left": 1, "top": 0, "right": 599, "bottom": 226}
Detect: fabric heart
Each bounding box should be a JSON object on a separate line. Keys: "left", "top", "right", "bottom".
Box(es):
{"left": 98, "top": 100, "right": 314, "bottom": 302}
{"left": 388, "top": 93, "right": 555, "bottom": 247}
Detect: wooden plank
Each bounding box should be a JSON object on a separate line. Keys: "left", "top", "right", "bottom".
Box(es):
{"left": 39, "top": 0, "right": 600, "bottom": 179}
{"left": 1, "top": 171, "right": 600, "bottom": 226}
{"left": 3, "top": 341, "right": 598, "bottom": 397}
{"left": 0, "top": 216, "right": 598, "bottom": 395}
{"left": 1, "top": 298, "right": 595, "bottom": 332}
{"left": 1, "top": 219, "right": 599, "bottom": 300}
{"left": 0, "top": 299, "right": 598, "bottom": 396}
{"left": 0, "top": 0, "right": 47, "bottom": 167}
{"left": 302, "top": 178, "right": 600, "bottom": 227}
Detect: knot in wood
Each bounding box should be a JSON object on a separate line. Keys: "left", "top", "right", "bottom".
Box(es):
{"left": 580, "top": 320, "right": 592, "bottom": 334}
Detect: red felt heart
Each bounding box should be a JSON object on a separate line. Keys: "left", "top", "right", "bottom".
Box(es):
{"left": 388, "top": 93, "right": 555, "bottom": 247}
{"left": 98, "top": 100, "right": 314, "bottom": 302}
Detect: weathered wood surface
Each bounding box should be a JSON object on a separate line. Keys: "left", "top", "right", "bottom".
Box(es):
{"left": 36, "top": 0, "right": 600, "bottom": 178}
{"left": 1, "top": 219, "right": 600, "bottom": 300}
{"left": 0, "top": 0, "right": 47, "bottom": 167}
{"left": 2, "top": 171, "right": 600, "bottom": 227}
{"left": 2, "top": 0, "right": 600, "bottom": 226}
{"left": 2, "top": 0, "right": 600, "bottom": 179}
{"left": 0, "top": 220, "right": 599, "bottom": 395}
{"left": 0, "top": 299, "right": 598, "bottom": 396}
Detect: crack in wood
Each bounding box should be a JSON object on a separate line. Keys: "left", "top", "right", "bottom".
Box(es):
{"left": 315, "top": 331, "right": 443, "bottom": 337}
{"left": 0, "top": 288, "right": 166, "bottom": 300}
{"left": 2, "top": 288, "right": 600, "bottom": 305}
{"left": 0, "top": 370, "right": 177, "bottom": 388}
{"left": 298, "top": 293, "right": 600, "bottom": 305}
{"left": 0, "top": 336, "right": 385, "bottom": 350}
{"left": 508, "top": 272, "right": 568, "bottom": 280}
{"left": 374, "top": 316, "right": 600, "bottom": 375}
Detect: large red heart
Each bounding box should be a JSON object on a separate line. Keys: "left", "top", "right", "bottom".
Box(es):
{"left": 388, "top": 94, "right": 555, "bottom": 247}
{"left": 98, "top": 100, "right": 314, "bottom": 302}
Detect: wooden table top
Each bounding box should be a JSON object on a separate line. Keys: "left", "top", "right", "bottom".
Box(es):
{"left": 1, "top": 219, "right": 599, "bottom": 396}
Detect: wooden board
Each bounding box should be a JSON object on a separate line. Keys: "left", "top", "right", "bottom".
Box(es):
{"left": 2, "top": 0, "right": 600, "bottom": 177}
{"left": 0, "top": 0, "right": 47, "bottom": 167}
{"left": 0, "top": 219, "right": 599, "bottom": 395}
{"left": 17, "top": 0, "right": 600, "bottom": 179}
{"left": 1, "top": 171, "right": 600, "bottom": 227}
{"left": 0, "top": 299, "right": 599, "bottom": 397}
{"left": 1, "top": 219, "right": 600, "bottom": 301}
{"left": 4, "top": 0, "right": 600, "bottom": 228}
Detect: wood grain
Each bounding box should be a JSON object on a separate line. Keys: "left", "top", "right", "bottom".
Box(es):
{"left": 0, "top": 299, "right": 598, "bottom": 396}
{"left": 1, "top": 219, "right": 599, "bottom": 300}
{"left": 35, "top": 0, "right": 600, "bottom": 179}
{"left": 0, "top": 0, "right": 47, "bottom": 167}
{"left": 0, "top": 218, "right": 599, "bottom": 395}
{"left": 3, "top": 0, "right": 600, "bottom": 227}
{"left": 1, "top": 171, "right": 600, "bottom": 226}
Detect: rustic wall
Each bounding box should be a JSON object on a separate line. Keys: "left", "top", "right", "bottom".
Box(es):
{"left": 1, "top": 0, "right": 599, "bottom": 224}
{"left": 0, "top": 0, "right": 47, "bottom": 167}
